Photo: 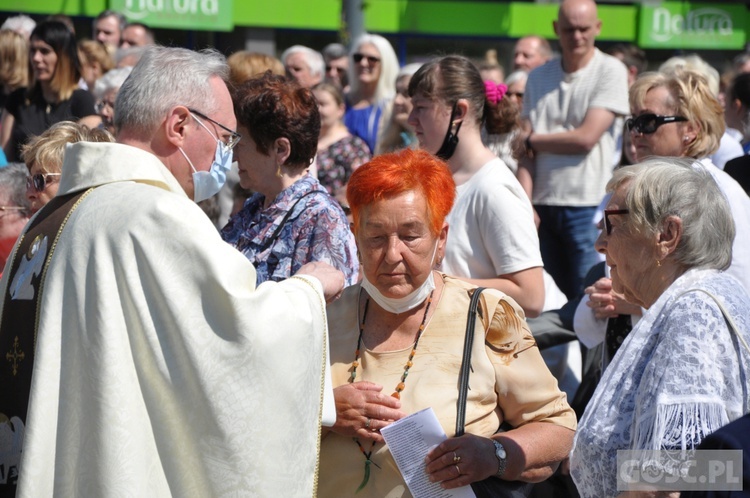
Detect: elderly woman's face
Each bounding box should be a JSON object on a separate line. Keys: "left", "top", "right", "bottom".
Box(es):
{"left": 234, "top": 126, "right": 276, "bottom": 195}
{"left": 26, "top": 162, "right": 61, "bottom": 215}
{"left": 595, "top": 184, "right": 660, "bottom": 308}
{"left": 630, "top": 86, "right": 693, "bottom": 161}
{"left": 357, "top": 190, "right": 446, "bottom": 299}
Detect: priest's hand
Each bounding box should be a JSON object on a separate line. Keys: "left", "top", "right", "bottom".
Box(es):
{"left": 296, "top": 261, "right": 345, "bottom": 303}
{"left": 331, "top": 382, "right": 407, "bottom": 443}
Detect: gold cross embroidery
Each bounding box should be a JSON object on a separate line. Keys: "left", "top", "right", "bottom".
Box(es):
{"left": 6, "top": 336, "right": 24, "bottom": 376}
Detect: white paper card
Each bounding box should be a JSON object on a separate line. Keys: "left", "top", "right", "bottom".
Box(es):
{"left": 380, "top": 407, "right": 476, "bottom": 498}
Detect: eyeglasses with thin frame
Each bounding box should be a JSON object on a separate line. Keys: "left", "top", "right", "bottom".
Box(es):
{"left": 187, "top": 108, "right": 242, "bottom": 150}
{"left": 0, "top": 206, "right": 27, "bottom": 218}
{"left": 604, "top": 209, "right": 629, "bottom": 235}
{"left": 26, "top": 172, "right": 61, "bottom": 193}
{"left": 625, "top": 114, "right": 688, "bottom": 135}
{"left": 352, "top": 53, "right": 381, "bottom": 65}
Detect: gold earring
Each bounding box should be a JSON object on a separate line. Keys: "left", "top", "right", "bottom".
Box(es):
{"left": 656, "top": 259, "right": 662, "bottom": 268}
{"left": 276, "top": 165, "right": 282, "bottom": 178}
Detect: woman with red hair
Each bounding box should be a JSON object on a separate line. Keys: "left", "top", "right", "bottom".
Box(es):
{"left": 318, "top": 148, "right": 576, "bottom": 497}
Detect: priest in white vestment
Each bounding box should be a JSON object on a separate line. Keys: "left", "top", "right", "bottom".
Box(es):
{"left": 0, "top": 47, "right": 343, "bottom": 497}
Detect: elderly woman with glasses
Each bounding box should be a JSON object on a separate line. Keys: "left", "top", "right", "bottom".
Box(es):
{"left": 570, "top": 158, "right": 750, "bottom": 498}
{"left": 623, "top": 68, "right": 750, "bottom": 292}
{"left": 21, "top": 121, "right": 113, "bottom": 214}
{"left": 221, "top": 72, "right": 358, "bottom": 286}
{"left": 343, "top": 33, "right": 399, "bottom": 154}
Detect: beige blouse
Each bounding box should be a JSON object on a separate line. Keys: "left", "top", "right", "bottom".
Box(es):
{"left": 317, "top": 274, "right": 576, "bottom": 498}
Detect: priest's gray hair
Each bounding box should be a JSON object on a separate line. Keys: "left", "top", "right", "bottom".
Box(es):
{"left": 607, "top": 157, "right": 734, "bottom": 272}
{"left": 115, "top": 47, "right": 229, "bottom": 138}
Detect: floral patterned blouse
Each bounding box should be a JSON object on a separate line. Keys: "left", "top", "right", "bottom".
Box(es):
{"left": 221, "top": 175, "right": 359, "bottom": 286}
{"left": 316, "top": 135, "right": 371, "bottom": 196}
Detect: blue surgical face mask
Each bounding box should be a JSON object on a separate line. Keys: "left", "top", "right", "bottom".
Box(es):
{"left": 178, "top": 114, "right": 234, "bottom": 202}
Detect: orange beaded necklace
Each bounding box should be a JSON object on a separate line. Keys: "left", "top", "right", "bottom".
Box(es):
{"left": 349, "top": 289, "right": 434, "bottom": 492}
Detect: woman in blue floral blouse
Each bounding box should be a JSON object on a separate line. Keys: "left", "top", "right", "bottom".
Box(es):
{"left": 221, "top": 72, "right": 359, "bottom": 286}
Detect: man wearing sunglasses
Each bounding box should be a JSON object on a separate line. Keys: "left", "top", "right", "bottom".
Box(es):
{"left": 518, "top": 0, "right": 629, "bottom": 300}
{"left": 0, "top": 47, "right": 343, "bottom": 497}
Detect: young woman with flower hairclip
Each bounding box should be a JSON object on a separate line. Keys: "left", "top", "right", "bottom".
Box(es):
{"left": 406, "top": 55, "right": 546, "bottom": 317}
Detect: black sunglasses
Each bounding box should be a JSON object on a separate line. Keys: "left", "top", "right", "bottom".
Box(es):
{"left": 603, "top": 209, "right": 629, "bottom": 235}
{"left": 26, "top": 172, "right": 61, "bottom": 192}
{"left": 625, "top": 114, "right": 688, "bottom": 135}
{"left": 352, "top": 53, "right": 380, "bottom": 65}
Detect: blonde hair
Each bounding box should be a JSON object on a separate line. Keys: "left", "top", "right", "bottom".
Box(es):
{"left": 630, "top": 70, "right": 724, "bottom": 159}
{"left": 78, "top": 39, "right": 115, "bottom": 76}
{"left": 21, "top": 121, "right": 114, "bottom": 174}
{"left": 0, "top": 29, "right": 29, "bottom": 91}
{"left": 227, "top": 51, "right": 284, "bottom": 87}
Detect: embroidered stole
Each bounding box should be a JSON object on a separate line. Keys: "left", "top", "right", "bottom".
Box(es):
{"left": 0, "top": 188, "right": 92, "bottom": 491}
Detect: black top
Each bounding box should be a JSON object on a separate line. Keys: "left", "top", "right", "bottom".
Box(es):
{"left": 3, "top": 87, "right": 96, "bottom": 162}
{"left": 724, "top": 154, "right": 750, "bottom": 196}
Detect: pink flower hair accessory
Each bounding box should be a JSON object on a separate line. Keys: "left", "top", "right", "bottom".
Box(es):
{"left": 484, "top": 81, "right": 508, "bottom": 105}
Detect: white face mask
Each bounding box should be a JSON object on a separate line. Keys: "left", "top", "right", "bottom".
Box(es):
{"left": 360, "top": 240, "right": 439, "bottom": 314}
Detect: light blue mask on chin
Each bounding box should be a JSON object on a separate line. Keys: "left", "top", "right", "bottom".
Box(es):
{"left": 178, "top": 116, "right": 234, "bottom": 203}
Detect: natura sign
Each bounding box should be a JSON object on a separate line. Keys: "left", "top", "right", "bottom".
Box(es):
{"left": 112, "top": 0, "right": 233, "bottom": 32}
{"left": 639, "top": 2, "right": 745, "bottom": 49}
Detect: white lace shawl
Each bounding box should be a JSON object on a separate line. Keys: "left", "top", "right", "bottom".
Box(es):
{"left": 570, "top": 269, "right": 750, "bottom": 498}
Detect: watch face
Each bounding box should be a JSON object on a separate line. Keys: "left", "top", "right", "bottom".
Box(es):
{"left": 494, "top": 441, "right": 506, "bottom": 459}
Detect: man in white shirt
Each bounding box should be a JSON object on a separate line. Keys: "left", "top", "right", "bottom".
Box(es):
{"left": 518, "top": 0, "right": 629, "bottom": 299}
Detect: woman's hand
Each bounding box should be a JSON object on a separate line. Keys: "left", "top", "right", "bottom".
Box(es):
{"left": 585, "top": 277, "right": 642, "bottom": 319}
{"left": 424, "top": 434, "right": 498, "bottom": 489}
{"left": 330, "top": 382, "right": 407, "bottom": 443}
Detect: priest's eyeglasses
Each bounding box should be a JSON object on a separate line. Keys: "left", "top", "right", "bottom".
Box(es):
{"left": 625, "top": 114, "right": 688, "bottom": 135}
{"left": 187, "top": 108, "right": 242, "bottom": 150}
{"left": 27, "top": 172, "right": 61, "bottom": 192}
{"left": 604, "top": 209, "right": 629, "bottom": 235}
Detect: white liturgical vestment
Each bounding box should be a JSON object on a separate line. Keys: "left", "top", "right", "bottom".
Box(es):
{"left": 0, "top": 142, "right": 330, "bottom": 497}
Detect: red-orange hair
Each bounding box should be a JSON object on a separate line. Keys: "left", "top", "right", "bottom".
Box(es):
{"left": 347, "top": 149, "right": 456, "bottom": 236}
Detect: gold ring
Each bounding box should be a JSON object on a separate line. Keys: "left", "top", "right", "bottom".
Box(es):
{"left": 453, "top": 452, "right": 461, "bottom": 463}
{"left": 365, "top": 417, "right": 371, "bottom": 429}
{"left": 455, "top": 464, "right": 461, "bottom": 476}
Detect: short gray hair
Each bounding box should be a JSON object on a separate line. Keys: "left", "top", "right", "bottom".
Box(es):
{"left": 114, "top": 47, "right": 229, "bottom": 139}
{"left": 505, "top": 70, "right": 528, "bottom": 87}
{"left": 93, "top": 66, "right": 132, "bottom": 100}
{"left": 1, "top": 15, "right": 36, "bottom": 39}
{"left": 0, "top": 163, "right": 31, "bottom": 215}
{"left": 322, "top": 43, "right": 347, "bottom": 62}
{"left": 608, "top": 157, "right": 734, "bottom": 271}
{"left": 281, "top": 45, "right": 324, "bottom": 78}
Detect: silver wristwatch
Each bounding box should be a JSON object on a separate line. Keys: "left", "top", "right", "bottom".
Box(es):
{"left": 491, "top": 439, "right": 507, "bottom": 478}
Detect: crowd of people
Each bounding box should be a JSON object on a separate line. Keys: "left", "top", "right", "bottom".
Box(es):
{"left": 1, "top": 0, "right": 749, "bottom": 496}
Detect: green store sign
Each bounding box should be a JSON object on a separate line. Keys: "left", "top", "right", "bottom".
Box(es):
{"left": 110, "top": 0, "right": 233, "bottom": 32}
{"left": 639, "top": 2, "right": 746, "bottom": 49}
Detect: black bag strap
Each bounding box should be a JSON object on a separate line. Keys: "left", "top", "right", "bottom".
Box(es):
{"left": 456, "top": 287, "right": 486, "bottom": 437}
{"left": 258, "top": 189, "right": 328, "bottom": 251}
